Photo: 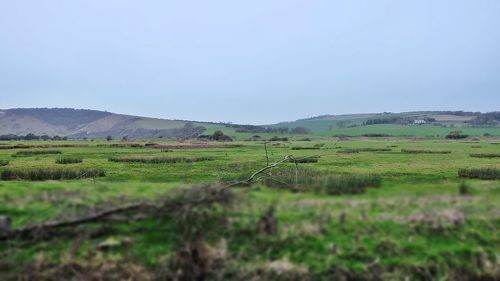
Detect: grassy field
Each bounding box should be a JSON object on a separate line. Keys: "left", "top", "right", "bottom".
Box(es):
{"left": 0, "top": 137, "right": 499, "bottom": 280}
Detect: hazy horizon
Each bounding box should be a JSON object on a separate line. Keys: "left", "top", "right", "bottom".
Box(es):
{"left": 1, "top": 1, "right": 499, "bottom": 124}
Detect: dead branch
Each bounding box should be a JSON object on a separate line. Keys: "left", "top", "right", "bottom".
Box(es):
{"left": 223, "top": 154, "right": 320, "bottom": 188}
{"left": 0, "top": 202, "right": 155, "bottom": 240}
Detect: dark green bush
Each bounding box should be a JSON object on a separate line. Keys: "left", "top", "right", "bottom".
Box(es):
{"left": 0, "top": 168, "right": 105, "bottom": 181}
{"left": 458, "top": 168, "right": 500, "bottom": 180}
{"left": 0, "top": 160, "right": 8, "bottom": 166}
{"left": 55, "top": 157, "right": 83, "bottom": 164}
{"left": 12, "top": 150, "right": 62, "bottom": 157}
{"left": 108, "top": 156, "right": 214, "bottom": 163}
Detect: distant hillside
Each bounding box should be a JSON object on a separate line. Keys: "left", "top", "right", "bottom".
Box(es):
{"left": 0, "top": 108, "right": 228, "bottom": 139}
{"left": 268, "top": 111, "right": 500, "bottom": 137}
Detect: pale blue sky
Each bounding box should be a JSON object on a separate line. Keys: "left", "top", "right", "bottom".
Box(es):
{"left": 1, "top": 1, "right": 499, "bottom": 124}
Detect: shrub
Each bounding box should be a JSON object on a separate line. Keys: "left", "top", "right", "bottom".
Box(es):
{"left": 446, "top": 131, "right": 468, "bottom": 139}
{"left": 401, "top": 149, "right": 451, "bottom": 154}
{"left": 469, "top": 153, "right": 500, "bottom": 158}
{"left": 0, "top": 168, "right": 105, "bottom": 181}
{"left": 458, "top": 168, "right": 500, "bottom": 180}
{"left": 55, "top": 157, "right": 83, "bottom": 164}
{"left": 108, "top": 156, "right": 214, "bottom": 164}
{"left": 0, "top": 160, "right": 8, "bottom": 166}
{"left": 12, "top": 150, "right": 62, "bottom": 157}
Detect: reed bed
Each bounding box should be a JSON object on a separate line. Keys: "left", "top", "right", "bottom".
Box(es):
{"left": 458, "top": 168, "right": 500, "bottom": 180}
{"left": 469, "top": 153, "right": 500, "bottom": 158}
{"left": 108, "top": 156, "right": 215, "bottom": 164}
{"left": 12, "top": 150, "right": 62, "bottom": 157}
{"left": 401, "top": 149, "right": 451, "bottom": 154}
{"left": 337, "top": 148, "right": 392, "bottom": 154}
{"left": 0, "top": 168, "right": 105, "bottom": 181}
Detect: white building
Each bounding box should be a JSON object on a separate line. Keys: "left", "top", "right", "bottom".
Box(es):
{"left": 413, "top": 119, "right": 426, "bottom": 125}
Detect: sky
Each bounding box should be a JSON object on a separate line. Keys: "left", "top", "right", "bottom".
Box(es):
{"left": 1, "top": 1, "right": 499, "bottom": 124}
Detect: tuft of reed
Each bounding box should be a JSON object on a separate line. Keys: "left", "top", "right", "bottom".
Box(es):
{"left": 458, "top": 168, "right": 500, "bottom": 180}
{"left": 12, "top": 150, "right": 62, "bottom": 157}
{"left": 0, "top": 168, "right": 105, "bottom": 181}
{"left": 401, "top": 149, "right": 451, "bottom": 154}
{"left": 469, "top": 153, "right": 500, "bottom": 158}
{"left": 55, "top": 157, "right": 83, "bottom": 164}
{"left": 0, "top": 160, "right": 8, "bottom": 166}
{"left": 108, "top": 156, "right": 215, "bottom": 164}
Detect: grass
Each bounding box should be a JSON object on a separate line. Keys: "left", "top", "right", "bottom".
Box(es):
{"left": 12, "top": 150, "right": 62, "bottom": 157}
{"left": 0, "top": 160, "right": 8, "bottom": 166}
{"left": 0, "top": 138, "right": 498, "bottom": 280}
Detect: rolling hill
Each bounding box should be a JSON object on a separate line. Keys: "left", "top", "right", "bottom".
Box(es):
{"left": 0, "top": 108, "right": 228, "bottom": 139}
{"left": 0, "top": 108, "right": 498, "bottom": 139}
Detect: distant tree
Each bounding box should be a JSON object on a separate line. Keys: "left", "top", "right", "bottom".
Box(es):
{"left": 210, "top": 130, "right": 232, "bottom": 141}
{"left": 106, "top": 135, "right": 113, "bottom": 141}
{"left": 121, "top": 135, "right": 129, "bottom": 141}
{"left": 290, "top": 127, "right": 310, "bottom": 134}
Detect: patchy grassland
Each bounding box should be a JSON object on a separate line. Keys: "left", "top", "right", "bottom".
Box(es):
{"left": 0, "top": 137, "right": 499, "bottom": 280}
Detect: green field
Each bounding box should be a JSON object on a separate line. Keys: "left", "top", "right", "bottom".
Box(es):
{"left": 0, "top": 137, "right": 499, "bottom": 280}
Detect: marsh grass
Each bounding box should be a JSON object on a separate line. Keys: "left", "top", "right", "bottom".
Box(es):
{"left": 458, "top": 168, "right": 500, "bottom": 180}
{"left": 401, "top": 149, "right": 451, "bottom": 154}
{"left": 108, "top": 156, "right": 215, "bottom": 164}
{"left": 0, "top": 168, "right": 105, "bottom": 181}
{"left": 55, "top": 157, "right": 83, "bottom": 164}
{"left": 12, "top": 150, "right": 62, "bottom": 157}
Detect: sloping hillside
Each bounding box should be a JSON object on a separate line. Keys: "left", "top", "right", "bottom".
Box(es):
{"left": 269, "top": 111, "right": 500, "bottom": 136}
{"left": 0, "top": 108, "right": 229, "bottom": 139}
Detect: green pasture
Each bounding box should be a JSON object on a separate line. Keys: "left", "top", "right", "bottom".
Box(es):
{"left": 0, "top": 138, "right": 499, "bottom": 279}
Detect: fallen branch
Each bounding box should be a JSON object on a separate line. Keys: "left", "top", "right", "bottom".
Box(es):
{"left": 0, "top": 202, "right": 154, "bottom": 240}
